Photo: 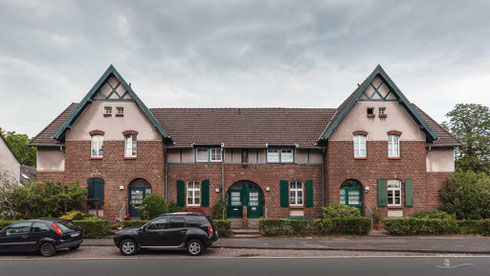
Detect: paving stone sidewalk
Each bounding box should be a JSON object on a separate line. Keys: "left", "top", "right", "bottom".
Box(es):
{"left": 84, "top": 236, "right": 490, "bottom": 254}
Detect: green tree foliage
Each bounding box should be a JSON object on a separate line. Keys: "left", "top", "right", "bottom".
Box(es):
{"left": 211, "top": 198, "right": 227, "bottom": 220}
{"left": 138, "top": 194, "right": 168, "bottom": 220}
{"left": 440, "top": 170, "right": 490, "bottom": 219}
{"left": 444, "top": 104, "right": 489, "bottom": 173}
{"left": 322, "top": 203, "right": 360, "bottom": 219}
{"left": 0, "top": 128, "right": 36, "bottom": 167}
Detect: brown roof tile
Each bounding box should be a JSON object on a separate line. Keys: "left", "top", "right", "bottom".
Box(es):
{"left": 413, "top": 105, "right": 462, "bottom": 147}
{"left": 29, "top": 103, "right": 78, "bottom": 146}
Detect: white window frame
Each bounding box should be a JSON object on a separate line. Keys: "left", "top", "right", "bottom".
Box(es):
{"left": 289, "top": 181, "right": 303, "bottom": 206}
{"left": 353, "top": 135, "right": 367, "bottom": 158}
{"left": 186, "top": 180, "right": 201, "bottom": 206}
{"left": 210, "top": 148, "right": 222, "bottom": 162}
{"left": 196, "top": 148, "right": 209, "bottom": 162}
{"left": 267, "top": 148, "right": 279, "bottom": 163}
{"left": 104, "top": 106, "right": 112, "bottom": 114}
{"left": 379, "top": 107, "right": 386, "bottom": 115}
{"left": 117, "top": 107, "right": 124, "bottom": 115}
{"left": 125, "top": 135, "right": 137, "bottom": 157}
{"left": 387, "top": 179, "right": 402, "bottom": 206}
{"left": 281, "top": 148, "right": 294, "bottom": 163}
{"left": 91, "top": 135, "right": 103, "bottom": 157}
{"left": 388, "top": 135, "right": 400, "bottom": 158}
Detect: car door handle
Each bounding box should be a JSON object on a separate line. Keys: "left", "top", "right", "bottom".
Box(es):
{"left": 159, "top": 232, "right": 165, "bottom": 235}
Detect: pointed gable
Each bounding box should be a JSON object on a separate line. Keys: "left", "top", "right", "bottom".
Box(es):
{"left": 53, "top": 65, "right": 170, "bottom": 141}
{"left": 319, "top": 65, "right": 438, "bottom": 142}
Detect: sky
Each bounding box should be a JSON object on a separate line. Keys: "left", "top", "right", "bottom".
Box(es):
{"left": 0, "top": 0, "right": 489, "bottom": 137}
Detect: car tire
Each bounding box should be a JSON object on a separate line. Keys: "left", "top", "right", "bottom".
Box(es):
{"left": 119, "top": 239, "right": 138, "bottom": 256}
{"left": 69, "top": 245, "right": 80, "bottom": 250}
{"left": 186, "top": 239, "right": 204, "bottom": 256}
{"left": 40, "top": 243, "right": 57, "bottom": 257}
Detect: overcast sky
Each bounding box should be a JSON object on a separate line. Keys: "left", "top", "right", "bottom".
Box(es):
{"left": 0, "top": 0, "right": 489, "bottom": 137}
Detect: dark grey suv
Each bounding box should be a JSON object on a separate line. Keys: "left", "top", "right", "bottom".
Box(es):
{"left": 114, "top": 212, "right": 218, "bottom": 256}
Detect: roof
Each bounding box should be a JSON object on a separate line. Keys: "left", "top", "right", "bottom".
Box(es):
{"left": 20, "top": 165, "right": 36, "bottom": 186}
{"left": 29, "top": 103, "right": 78, "bottom": 146}
{"left": 0, "top": 131, "right": 21, "bottom": 164}
{"left": 414, "top": 105, "right": 462, "bottom": 147}
{"left": 52, "top": 65, "right": 170, "bottom": 141}
{"left": 319, "top": 65, "right": 439, "bottom": 142}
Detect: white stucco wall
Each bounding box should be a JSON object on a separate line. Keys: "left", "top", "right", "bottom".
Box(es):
{"left": 426, "top": 148, "right": 455, "bottom": 172}
{"left": 0, "top": 137, "right": 20, "bottom": 182}
{"left": 329, "top": 101, "right": 426, "bottom": 141}
{"left": 65, "top": 101, "right": 161, "bottom": 141}
{"left": 37, "top": 148, "right": 65, "bottom": 172}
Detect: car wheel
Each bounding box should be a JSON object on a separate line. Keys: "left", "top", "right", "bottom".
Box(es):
{"left": 40, "top": 243, "right": 57, "bottom": 257}
{"left": 119, "top": 239, "right": 138, "bottom": 256}
{"left": 69, "top": 245, "right": 80, "bottom": 250}
{"left": 186, "top": 239, "right": 204, "bottom": 256}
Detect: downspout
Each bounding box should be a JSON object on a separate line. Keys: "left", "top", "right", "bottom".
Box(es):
{"left": 221, "top": 143, "right": 225, "bottom": 201}
{"left": 164, "top": 146, "right": 168, "bottom": 201}
{"left": 322, "top": 147, "right": 326, "bottom": 206}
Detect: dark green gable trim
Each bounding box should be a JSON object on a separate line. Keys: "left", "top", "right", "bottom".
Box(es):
{"left": 320, "top": 65, "right": 438, "bottom": 142}
{"left": 53, "top": 65, "right": 171, "bottom": 141}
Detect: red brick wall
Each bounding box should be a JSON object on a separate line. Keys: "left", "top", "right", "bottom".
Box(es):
{"left": 167, "top": 163, "right": 323, "bottom": 218}
{"left": 426, "top": 172, "right": 453, "bottom": 209}
{"left": 63, "top": 140, "right": 165, "bottom": 220}
{"left": 327, "top": 140, "right": 428, "bottom": 217}
{"left": 37, "top": 171, "right": 65, "bottom": 184}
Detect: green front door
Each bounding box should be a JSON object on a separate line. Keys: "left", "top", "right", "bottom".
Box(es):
{"left": 128, "top": 179, "right": 152, "bottom": 218}
{"left": 247, "top": 189, "right": 263, "bottom": 218}
{"left": 227, "top": 181, "right": 263, "bottom": 219}
{"left": 340, "top": 187, "right": 363, "bottom": 214}
{"left": 228, "top": 191, "right": 243, "bottom": 218}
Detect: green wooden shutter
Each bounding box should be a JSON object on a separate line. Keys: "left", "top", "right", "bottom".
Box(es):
{"left": 377, "top": 178, "right": 387, "bottom": 207}
{"left": 201, "top": 180, "right": 209, "bottom": 207}
{"left": 95, "top": 178, "right": 104, "bottom": 206}
{"left": 177, "top": 180, "right": 185, "bottom": 207}
{"left": 405, "top": 178, "right": 414, "bottom": 207}
{"left": 305, "top": 180, "right": 313, "bottom": 207}
{"left": 87, "top": 178, "right": 95, "bottom": 206}
{"left": 280, "top": 180, "right": 289, "bottom": 207}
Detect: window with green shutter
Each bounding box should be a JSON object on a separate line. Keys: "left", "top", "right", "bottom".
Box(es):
{"left": 87, "top": 178, "right": 104, "bottom": 206}
{"left": 201, "top": 180, "right": 210, "bottom": 207}
{"left": 177, "top": 180, "right": 185, "bottom": 207}
{"left": 405, "top": 178, "right": 413, "bottom": 207}
{"left": 305, "top": 180, "right": 313, "bottom": 207}
{"left": 280, "top": 180, "right": 289, "bottom": 207}
{"left": 377, "top": 178, "right": 387, "bottom": 207}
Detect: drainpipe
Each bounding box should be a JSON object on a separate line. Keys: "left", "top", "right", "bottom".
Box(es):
{"left": 164, "top": 146, "right": 168, "bottom": 201}
{"left": 322, "top": 147, "right": 326, "bottom": 206}
{"left": 221, "top": 143, "right": 225, "bottom": 201}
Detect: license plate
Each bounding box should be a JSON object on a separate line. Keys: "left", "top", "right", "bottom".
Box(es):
{"left": 71, "top": 232, "right": 80, "bottom": 237}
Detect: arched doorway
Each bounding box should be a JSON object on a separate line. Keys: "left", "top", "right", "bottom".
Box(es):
{"left": 226, "top": 181, "right": 264, "bottom": 218}
{"left": 340, "top": 179, "right": 363, "bottom": 215}
{"left": 128, "top": 179, "right": 152, "bottom": 218}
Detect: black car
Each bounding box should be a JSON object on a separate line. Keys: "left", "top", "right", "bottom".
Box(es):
{"left": 0, "top": 219, "right": 83, "bottom": 257}
{"left": 114, "top": 212, "right": 218, "bottom": 256}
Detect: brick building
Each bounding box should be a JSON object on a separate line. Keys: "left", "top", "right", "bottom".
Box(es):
{"left": 29, "top": 65, "right": 460, "bottom": 221}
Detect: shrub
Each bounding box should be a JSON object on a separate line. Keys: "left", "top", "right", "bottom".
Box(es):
{"left": 259, "top": 217, "right": 370, "bottom": 236}
{"left": 383, "top": 218, "right": 458, "bottom": 235}
{"left": 168, "top": 201, "right": 182, "bottom": 213}
{"left": 181, "top": 207, "right": 206, "bottom": 214}
{"left": 322, "top": 204, "right": 360, "bottom": 219}
{"left": 372, "top": 209, "right": 382, "bottom": 224}
{"left": 122, "top": 220, "right": 149, "bottom": 228}
{"left": 211, "top": 199, "right": 227, "bottom": 220}
{"left": 139, "top": 194, "right": 168, "bottom": 220}
{"left": 74, "top": 219, "right": 111, "bottom": 238}
{"left": 60, "top": 210, "right": 88, "bottom": 220}
{"left": 440, "top": 170, "right": 490, "bottom": 219}
{"left": 413, "top": 210, "right": 454, "bottom": 220}
{"left": 329, "top": 217, "right": 371, "bottom": 235}
{"left": 457, "top": 219, "right": 490, "bottom": 236}
{"left": 214, "top": 220, "right": 232, "bottom": 237}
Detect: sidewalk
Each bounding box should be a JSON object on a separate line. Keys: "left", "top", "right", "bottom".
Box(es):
{"left": 83, "top": 235, "right": 490, "bottom": 254}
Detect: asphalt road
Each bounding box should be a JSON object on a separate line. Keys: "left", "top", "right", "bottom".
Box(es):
{"left": 0, "top": 257, "right": 488, "bottom": 276}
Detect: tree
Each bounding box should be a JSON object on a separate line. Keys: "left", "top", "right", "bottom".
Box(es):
{"left": 0, "top": 128, "right": 36, "bottom": 167}
{"left": 444, "top": 104, "right": 489, "bottom": 173}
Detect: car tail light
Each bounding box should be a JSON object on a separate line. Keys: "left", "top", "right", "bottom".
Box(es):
{"left": 208, "top": 225, "right": 213, "bottom": 236}
{"left": 52, "top": 223, "right": 63, "bottom": 236}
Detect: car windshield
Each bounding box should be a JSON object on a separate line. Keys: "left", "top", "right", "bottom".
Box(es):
{"left": 56, "top": 221, "right": 77, "bottom": 232}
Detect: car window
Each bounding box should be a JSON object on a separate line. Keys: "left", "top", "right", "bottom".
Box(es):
{"left": 57, "top": 220, "right": 78, "bottom": 230}
{"left": 147, "top": 217, "right": 168, "bottom": 230}
{"left": 185, "top": 216, "right": 201, "bottom": 227}
{"left": 6, "top": 222, "right": 32, "bottom": 235}
{"left": 169, "top": 217, "right": 186, "bottom": 228}
{"left": 32, "top": 222, "right": 50, "bottom": 232}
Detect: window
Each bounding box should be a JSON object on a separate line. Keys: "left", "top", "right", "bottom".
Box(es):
{"left": 388, "top": 135, "right": 400, "bottom": 158}
{"left": 281, "top": 149, "right": 294, "bottom": 163}
{"left": 290, "top": 181, "right": 303, "bottom": 206}
{"left": 353, "top": 135, "right": 367, "bottom": 158}
{"left": 379, "top": 107, "right": 386, "bottom": 115}
{"left": 169, "top": 217, "right": 186, "bottom": 228}
{"left": 117, "top": 107, "right": 124, "bottom": 115}
{"left": 5, "top": 221, "right": 31, "bottom": 235}
{"left": 104, "top": 106, "right": 112, "bottom": 114}
{"left": 367, "top": 107, "right": 374, "bottom": 115}
{"left": 387, "top": 179, "right": 402, "bottom": 206}
{"left": 210, "top": 148, "right": 222, "bottom": 162}
{"left": 32, "top": 222, "right": 49, "bottom": 232}
{"left": 187, "top": 181, "right": 201, "bottom": 206}
{"left": 124, "top": 135, "right": 137, "bottom": 157}
{"left": 196, "top": 148, "right": 209, "bottom": 162}
{"left": 91, "top": 135, "right": 103, "bottom": 157}
{"left": 267, "top": 149, "right": 279, "bottom": 163}
{"left": 147, "top": 217, "right": 168, "bottom": 230}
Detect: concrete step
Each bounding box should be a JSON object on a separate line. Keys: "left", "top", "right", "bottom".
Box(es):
{"left": 232, "top": 229, "right": 260, "bottom": 235}
{"left": 232, "top": 234, "right": 262, "bottom": 238}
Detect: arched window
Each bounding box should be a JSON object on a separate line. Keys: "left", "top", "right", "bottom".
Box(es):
{"left": 125, "top": 135, "right": 137, "bottom": 157}
{"left": 388, "top": 135, "right": 400, "bottom": 158}
{"left": 91, "top": 135, "right": 103, "bottom": 158}
{"left": 353, "top": 135, "right": 366, "bottom": 158}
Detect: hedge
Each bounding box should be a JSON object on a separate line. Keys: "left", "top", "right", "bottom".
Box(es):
{"left": 122, "top": 220, "right": 149, "bottom": 228}
{"left": 456, "top": 219, "right": 490, "bottom": 236}
{"left": 258, "top": 217, "right": 371, "bottom": 236}
{"left": 215, "top": 220, "right": 232, "bottom": 238}
{"left": 383, "top": 218, "right": 459, "bottom": 235}
{"left": 73, "top": 219, "right": 111, "bottom": 238}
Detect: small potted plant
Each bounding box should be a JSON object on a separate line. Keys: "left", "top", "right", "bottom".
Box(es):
{"left": 372, "top": 208, "right": 382, "bottom": 230}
